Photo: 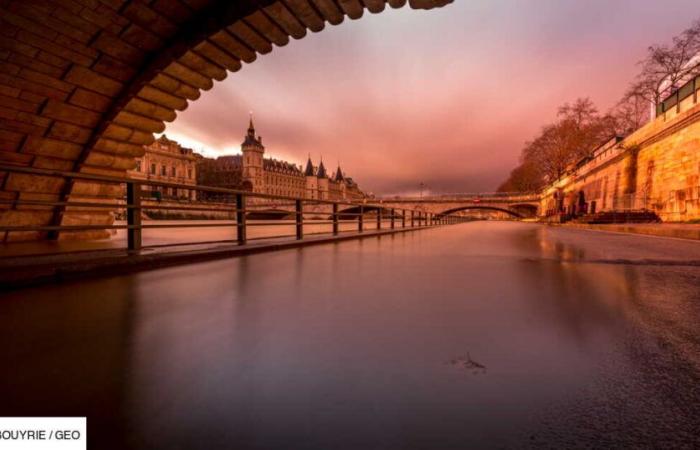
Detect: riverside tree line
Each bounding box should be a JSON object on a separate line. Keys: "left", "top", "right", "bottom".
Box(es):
{"left": 498, "top": 19, "right": 700, "bottom": 193}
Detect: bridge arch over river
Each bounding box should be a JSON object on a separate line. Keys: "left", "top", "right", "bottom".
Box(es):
{"left": 0, "top": 0, "right": 452, "bottom": 241}
{"left": 377, "top": 195, "right": 541, "bottom": 220}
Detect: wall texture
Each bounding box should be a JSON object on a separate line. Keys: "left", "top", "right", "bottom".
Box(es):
{"left": 541, "top": 86, "right": 700, "bottom": 222}
{"left": 0, "top": 0, "right": 452, "bottom": 242}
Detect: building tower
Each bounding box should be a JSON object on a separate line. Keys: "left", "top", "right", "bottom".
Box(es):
{"left": 334, "top": 164, "right": 346, "bottom": 200}
{"left": 241, "top": 115, "right": 265, "bottom": 193}
{"left": 317, "top": 158, "right": 329, "bottom": 200}
{"left": 304, "top": 155, "right": 317, "bottom": 199}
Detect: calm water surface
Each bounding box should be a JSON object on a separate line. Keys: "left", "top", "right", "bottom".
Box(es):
{"left": 1, "top": 222, "right": 700, "bottom": 449}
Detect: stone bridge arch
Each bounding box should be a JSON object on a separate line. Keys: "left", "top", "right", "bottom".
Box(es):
{"left": 436, "top": 205, "right": 525, "bottom": 219}
{"left": 0, "top": 0, "right": 452, "bottom": 241}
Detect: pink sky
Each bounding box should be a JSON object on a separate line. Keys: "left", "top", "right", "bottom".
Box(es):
{"left": 164, "top": 0, "right": 700, "bottom": 195}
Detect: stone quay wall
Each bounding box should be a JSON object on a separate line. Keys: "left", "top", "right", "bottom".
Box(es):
{"left": 540, "top": 88, "right": 700, "bottom": 222}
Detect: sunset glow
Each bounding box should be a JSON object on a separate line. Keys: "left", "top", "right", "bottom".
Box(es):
{"left": 165, "top": 0, "right": 700, "bottom": 194}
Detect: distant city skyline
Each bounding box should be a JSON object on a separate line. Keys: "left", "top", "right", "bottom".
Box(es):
{"left": 164, "top": 0, "right": 700, "bottom": 195}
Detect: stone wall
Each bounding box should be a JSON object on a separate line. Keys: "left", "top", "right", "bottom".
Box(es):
{"left": 0, "top": 0, "right": 453, "bottom": 242}
{"left": 540, "top": 87, "right": 700, "bottom": 222}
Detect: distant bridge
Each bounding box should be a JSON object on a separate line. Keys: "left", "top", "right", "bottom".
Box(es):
{"left": 243, "top": 192, "right": 542, "bottom": 220}
{"left": 374, "top": 193, "right": 542, "bottom": 219}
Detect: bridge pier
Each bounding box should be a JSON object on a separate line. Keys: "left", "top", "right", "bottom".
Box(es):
{"left": 359, "top": 206, "right": 364, "bottom": 233}
{"left": 295, "top": 199, "right": 303, "bottom": 240}
{"left": 332, "top": 204, "right": 339, "bottom": 235}
{"left": 236, "top": 193, "right": 247, "bottom": 245}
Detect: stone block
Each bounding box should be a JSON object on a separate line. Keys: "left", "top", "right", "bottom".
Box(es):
{"left": 0, "top": 209, "right": 52, "bottom": 227}
{"left": 124, "top": 97, "right": 176, "bottom": 122}
{"left": 179, "top": 51, "right": 227, "bottom": 82}
{"left": 193, "top": 41, "right": 242, "bottom": 73}
{"left": 113, "top": 110, "right": 165, "bottom": 133}
{"left": 69, "top": 88, "right": 112, "bottom": 112}
{"left": 5, "top": 173, "right": 66, "bottom": 193}
{"left": 42, "top": 99, "right": 101, "bottom": 128}
{"left": 64, "top": 65, "right": 123, "bottom": 97}
{"left": 22, "top": 136, "right": 83, "bottom": 160}
{"left": 163, "top": 61, "right": 213, "bottom": 91}
{"left": 92, "top": 54, "right": 137, "bottom": 82}
{"left": 47, "top": 121, "right": 93, "bottom": 145}
{"left": 93, "top": 137, "right": 146, "bottom": 157}
{"left": 150, "top": 74, "right": 200, "bottom": 101}
{"left": 209, "top": 30, "right": 257, "bottom": 64}
{"left": 15, "top": 29, "right": 94, "bottom": 66}
{"left": 91, "top": 31, "right": 145, "bottom": 64}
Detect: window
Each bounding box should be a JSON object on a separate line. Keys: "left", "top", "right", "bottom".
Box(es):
{"left": 171, "top": 166, "right": 176, "bottom": 177}
{"left": 135, "top": 161, "right": 141, "bottom": 172}
{"left": 188, "top": 168, "right": 192, "bottom": 179}
{"left": 161, "top": 165, "right": 166, "bottom": 176}
{"left": 150, "top": 163, "right": 156, "bottom": 175}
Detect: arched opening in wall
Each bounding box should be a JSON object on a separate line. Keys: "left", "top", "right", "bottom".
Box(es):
{"left": 509, "top": 204, "right": 539, "bottom": 218}
{"left": 437, "top": 206, "right": 524, "bottom": 220}
{"left": 0, "top": 0, "right": 454, "bottom": 244}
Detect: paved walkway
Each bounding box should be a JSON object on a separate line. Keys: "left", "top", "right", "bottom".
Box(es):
{"left": 0, "top": 225, "right": 432, "bottom": 289}
{"left": 559, "top": 223, "right": 700, "bottom": 240}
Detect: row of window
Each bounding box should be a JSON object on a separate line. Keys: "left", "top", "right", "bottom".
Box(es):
{"left": 264, "top": 174, "right": 304, "bottom": 188}
{"left": 135, "top": 160, "right": 193, "bottom": 179}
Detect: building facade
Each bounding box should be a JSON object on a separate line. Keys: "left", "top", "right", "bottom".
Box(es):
{"left": 128, "top": 135, "right": 197, "bottom": 200}
{"left": 238, "top": 118, "right": 366, "bottom": 201}
{"left": 132, "top": 120, "right": 367, "bottom": 203}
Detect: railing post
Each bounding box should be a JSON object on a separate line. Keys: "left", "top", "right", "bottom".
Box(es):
{"left": 127, "top": 181, "right": 142, "bottom": 251}
{"left": 236, "top": 192, "right": 246, "bottom": 245}
{"left": 358, "top": 205, "right": 364, "bottom": 232}
{"left": 390, "top": 208, "right": 395, "bottom": 229}
{"left": 402, "top": 210, "right": 406, "bottom": 228}
{"left": 296, "top": 199, "right": 303, "bottom": 240}
{"left": 332, "top": 203, "right": 339, "bottom": 235}
{"left": 377, "top": 208, "right": 382, "bottom": 230}
{"left": 410, "top": 210, "right": 414, "bottom": 228}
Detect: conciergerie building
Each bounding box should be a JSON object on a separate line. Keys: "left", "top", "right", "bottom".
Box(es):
{"left": 129, "top": 118, "right": 367, "bottom": 202}
{"left": 196, "top": 118, "right": 367, "bottom": 201}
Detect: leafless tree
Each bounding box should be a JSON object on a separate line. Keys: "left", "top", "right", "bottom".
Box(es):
{"left": 497, "top": 160, "right": 543, "bottom": 192}
{"left": 500, "top": 98, "right": 615, "bottom": 191}
{"left": 611, "top": 94, "right": 650, "bottom": 136}
{"left": 624, "top": 19, "right": 700, "bottom": 108}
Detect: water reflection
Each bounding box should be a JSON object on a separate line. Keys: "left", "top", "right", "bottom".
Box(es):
{"left": 0, "top": 222, "right": 699, "bottom": 448}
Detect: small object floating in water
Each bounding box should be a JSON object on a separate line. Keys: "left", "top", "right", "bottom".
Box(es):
{"left": 446, "top": 352, "right": 486, "bottom": 372}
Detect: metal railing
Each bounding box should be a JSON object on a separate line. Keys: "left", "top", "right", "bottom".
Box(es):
{"left": 0, "top": 165, "right": 469, "bottom": 253}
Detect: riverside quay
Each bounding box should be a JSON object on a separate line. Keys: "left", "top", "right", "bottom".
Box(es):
{"left": 1, "top": 1, "right": 700, "bottom": 449}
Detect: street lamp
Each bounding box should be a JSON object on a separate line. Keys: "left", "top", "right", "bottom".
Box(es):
{"left": 419, "top": 182, "right": 425, "bottom": 200}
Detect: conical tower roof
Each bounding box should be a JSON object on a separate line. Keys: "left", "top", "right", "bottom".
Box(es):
{"left": 334, "top": 164, "right": 344, "bottom": 182}
{"left": 304, "top": 156, "right": 315, "bottom": 176}
{"left": 317, "top": 159, "right": 327, "bottom": 178}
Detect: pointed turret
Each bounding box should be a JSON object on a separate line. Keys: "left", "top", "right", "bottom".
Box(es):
{"left": 241, "top": 114, "right": 265, "bottom": 193}
{"left": 317, "top": 159, "right": 327, "bottom": 178}
{"left": 304, "top": 156, "right": 315, "bottom": 176}
{"left": 242, "top": 113, "right": 262, "bottom": 148}
{"left": 334, "top": 164, "right": 344, "bottom": 182}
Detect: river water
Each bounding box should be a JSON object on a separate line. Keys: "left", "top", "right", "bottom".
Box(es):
{"left": 1, "top": 222, "right": 700, "bottom": 449}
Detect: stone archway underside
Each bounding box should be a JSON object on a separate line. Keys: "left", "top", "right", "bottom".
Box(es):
{"left": 437, "top": 206, "right": 525, "bottom": 219}
{"left": 0, "top": 0, "right": 452, "bottom": 241}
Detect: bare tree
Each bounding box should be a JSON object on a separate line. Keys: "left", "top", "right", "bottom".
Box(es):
{"left": 497, "top": 160, "right": 543, "bottom": 193}
{"left": 625, "top": 19, "right": 700, "bottom": 108}
{"left": 611, "top": 94, "right": 650, "bottom": 136}
{"left": 499, "top": 98, "right": 614, "bottom": 191}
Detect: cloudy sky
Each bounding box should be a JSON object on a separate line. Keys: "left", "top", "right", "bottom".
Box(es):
{"left": 164, "top": 0, "right": 700, "bottom": 195}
